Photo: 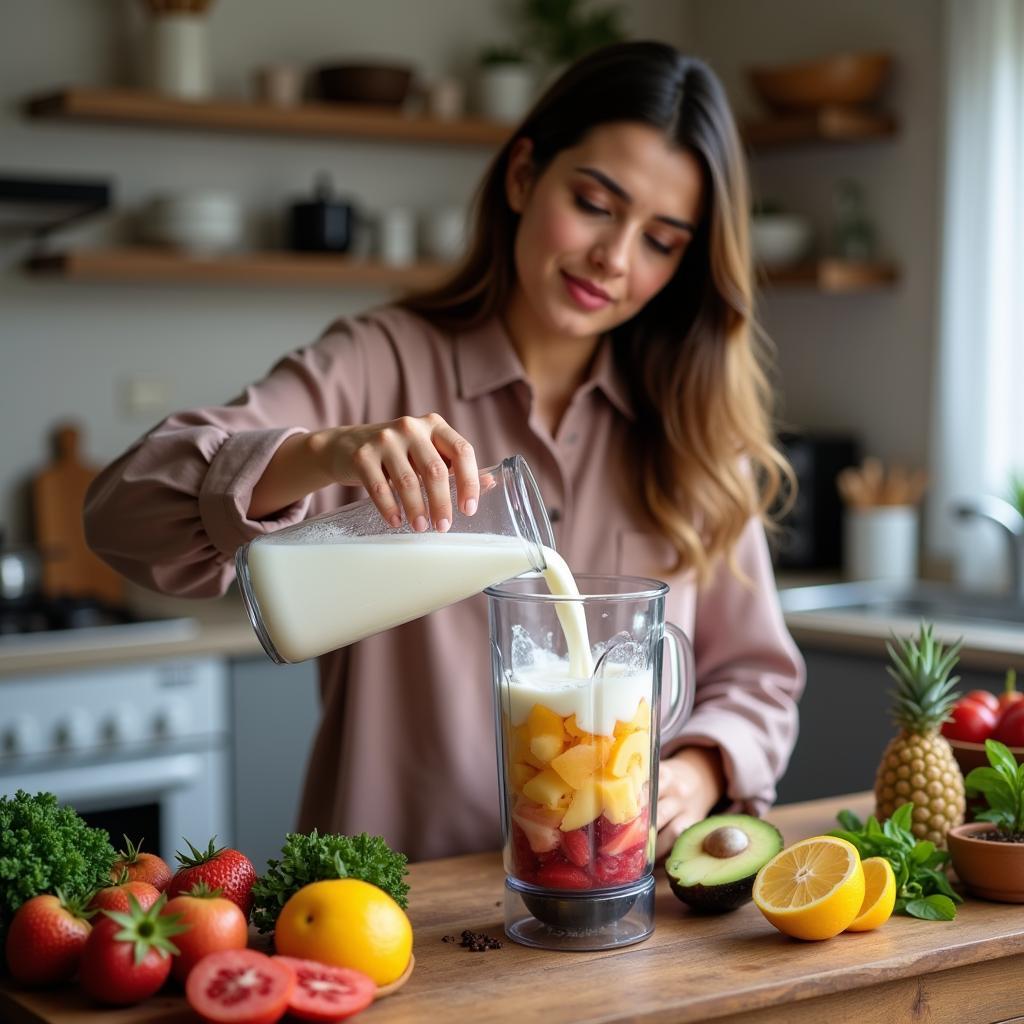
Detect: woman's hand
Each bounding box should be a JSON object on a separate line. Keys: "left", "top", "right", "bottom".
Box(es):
{"left": 654, "top": 747, "right": 727, "bottom": 859}
{"left": 249, "top": 413, "right": 479, "bottom": 529}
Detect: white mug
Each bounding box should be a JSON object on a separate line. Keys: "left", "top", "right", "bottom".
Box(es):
{"left": 378, "top": 208, "right": 416, "bottom": 266}
{"left": 420, "top": 206, "right": 467, "bottom": 262}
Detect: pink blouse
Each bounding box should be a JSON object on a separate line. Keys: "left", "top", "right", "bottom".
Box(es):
{"left": 85, "top": 307, "right": 805, "bottom": 861}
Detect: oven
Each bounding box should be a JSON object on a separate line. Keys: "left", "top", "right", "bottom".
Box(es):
{"left": 0, "top": 654, "right": 232, "bottom": 866}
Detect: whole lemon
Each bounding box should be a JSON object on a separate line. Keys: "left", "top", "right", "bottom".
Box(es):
{"left": 274, "top": 878, "right": 412, "bottom": 986}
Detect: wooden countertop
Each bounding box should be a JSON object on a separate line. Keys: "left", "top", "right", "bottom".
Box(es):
{"left": 3, "top": 791, "right": 1024, "bottom": 1023}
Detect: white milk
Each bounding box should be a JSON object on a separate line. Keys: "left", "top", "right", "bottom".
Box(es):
{"left": 249, "top": 533, "right": 534, "bottom": 664}
{"left": 507, "top": 659, "right": 651, "bottom": 737}
{"left": 540, "top": 548, "right": 594, "bottom": 678}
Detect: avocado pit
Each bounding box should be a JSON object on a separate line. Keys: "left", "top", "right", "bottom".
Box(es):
{"left": 702, "top": 826, "right": 750, "bottom": 859}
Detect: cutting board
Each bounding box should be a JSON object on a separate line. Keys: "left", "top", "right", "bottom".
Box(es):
{"left": 32, "top": 423, "right": 123, "bottom": 605}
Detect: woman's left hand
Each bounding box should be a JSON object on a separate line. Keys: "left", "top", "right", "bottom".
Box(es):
{"left": 655, "top": 747, "right": 727, "bottom": 859}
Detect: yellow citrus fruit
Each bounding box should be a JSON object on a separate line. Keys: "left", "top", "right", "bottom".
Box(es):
{"left": 274, "top": 878, "right": 412, "bottom": 986}
{"left": 845, "top": 856, "right": 896, "bottom": 932}
{"left": 752, "top": 835, "right": 865, "bottom": 941}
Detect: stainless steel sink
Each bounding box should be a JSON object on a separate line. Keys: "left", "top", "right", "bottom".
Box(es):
{"left": 778, "top": 580, "right": 1024, "bottom": 628}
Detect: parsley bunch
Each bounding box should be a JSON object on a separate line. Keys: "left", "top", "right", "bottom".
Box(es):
{"left": 0, "top": 790, "right": 117, "bottom": 933}
{"left": 251, "top": 830, "right": 410, "bottom": 933}
{"left": 829, "top": 803, "right": 963, "bottom": 921}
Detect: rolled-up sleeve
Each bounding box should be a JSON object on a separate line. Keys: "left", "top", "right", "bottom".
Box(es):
{"left": 663, "top": 517, "right": 805, "bottom": 814}
{"left": 84, "top": 320, "right": 374, "bottom": 598}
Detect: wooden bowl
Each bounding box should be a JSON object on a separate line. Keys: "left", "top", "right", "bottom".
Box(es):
{"left": 314, "top": 63, "right": 413, "bottom": 106}
{"left": 749, "top": 52, "right": 891, "bottom": 112}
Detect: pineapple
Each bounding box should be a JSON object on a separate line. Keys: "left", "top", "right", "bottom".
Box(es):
{"left": 874, "top": 622, "right": 965, "bottom": 847}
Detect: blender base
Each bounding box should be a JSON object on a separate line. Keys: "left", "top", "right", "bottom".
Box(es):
{"left": 504, "top": 875, "right": 655, "bottom": 951}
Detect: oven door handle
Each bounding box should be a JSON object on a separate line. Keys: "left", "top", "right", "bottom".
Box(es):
{"left": 4, "top": 752, "right": 207, "bottom": 806}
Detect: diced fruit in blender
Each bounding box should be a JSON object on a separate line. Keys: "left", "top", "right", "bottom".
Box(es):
{"left": 550, "top": 739, "right": 610, "bottom": 789}
{"left": 594, "top": 847, "right": 647, "bottom": 886}
{"left": 512, "top": 799, "right": 565, "bottom": 853}
{"left": 598, "top": 814, "right": 647, "bottom": 856}
{"left": 510, "top": 724, "right": 546, "bottom": 770}
{"left": 522, "top": 768, "right": 575, "bottom": 809}
{"left": 536, "top": 862, "right": 593, "bottom": 890}
{"left": 607, "top": 730, "right": 650, "bottom": 778}
{"left": 665, "top": 813, "right": 784, "bottom": 912}
{"left": 614, "top": 698, "right": 651, "bottom": 737}
{"left": 560, "top": 828, "right": 592, "bottom": 867}
{"left": 560, "top": 782, "right": 602, "bottom": 831}
{"left": 564, "top": 714, "right": 586, "bottom": 738}
{"left": 526, "top": 705, "right": 566, "bottom": 763}
{"left": 598, "top": 774, "right": 640, "bottom": 824}
{"left": 510, "top": 763, "right": 538, "bottom": 792}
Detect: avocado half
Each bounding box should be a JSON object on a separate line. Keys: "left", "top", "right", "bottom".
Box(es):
{"left": 665, "top": 813, "right": 783, "bottom": 913}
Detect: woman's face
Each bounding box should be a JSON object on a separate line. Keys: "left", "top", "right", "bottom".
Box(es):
{"left": 505, "top": 121, "right": 705, "bottom": 344}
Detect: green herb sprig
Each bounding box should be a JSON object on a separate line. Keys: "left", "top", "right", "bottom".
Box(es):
{"left": 964, "top": 738, "right": 1024, "bottom": 839}
{"left": 0, "top": 790, "right": 117, "bottom": 934}
{"left": 250, "top": 830, "right": 409, "bottom": 934}
{"left": 829, "top": 803, "right": 962, "bottom": 921}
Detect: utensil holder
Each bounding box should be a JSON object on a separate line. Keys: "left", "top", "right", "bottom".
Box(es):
{"left": 844, "top": 505, "right": 918, "bottom": 582}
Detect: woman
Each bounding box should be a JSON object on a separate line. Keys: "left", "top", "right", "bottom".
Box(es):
{"left": 85, "top": 41, "right": 804, "bottom": 862}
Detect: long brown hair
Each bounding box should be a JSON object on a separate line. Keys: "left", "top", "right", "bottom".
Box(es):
{"left": 401, "top": 41, "right": 792, "bottom": 581}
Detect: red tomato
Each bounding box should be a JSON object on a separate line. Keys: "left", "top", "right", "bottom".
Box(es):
{"left": 90, "top": 879, "right": 161, "bottom": 914}
{"left": 162, "top": 886, "right": 248, "bottom": 983}
{"left": 941, "top": 700, "right": 998, "bottom": 743}
{"left": 994, "top": 702, "right": 1024, "bottom": 748}
{"left": 4, "top": 893, "right": 92, "bottom": 986}
{"left": 274, "top": 956, "right": 376, "bottom": 1021}
{"left": 962, "top": 689, "right": 1000, "bottom": 714}
{"left": 998, "top": 690, "right": 1024, "bottom": 716}
{"left": 186, "top": 949, "right": 295, "bottom": 1024}
{"left": 79, "top": 900, "right": 180, "bottom": 1005}
{"left": 112, "top": 837, "right": 173, "bottom": 892}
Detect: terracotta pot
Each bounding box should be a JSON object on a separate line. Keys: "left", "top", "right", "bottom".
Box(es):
{"left": 947, "top": 822, "right": 1024, "bottom": 903}
{"left": 948, "top": 740, "right": 1024, "bottom": 821}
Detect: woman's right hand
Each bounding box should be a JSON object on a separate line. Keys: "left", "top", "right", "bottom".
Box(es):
{"left": 307, "top": 413, "right": 480, "bottom": 532}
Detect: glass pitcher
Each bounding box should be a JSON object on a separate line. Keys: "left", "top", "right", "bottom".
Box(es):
{"left": 236, "top": 455, "right": 553, "bottom": 664}
{"left": 487, "top": 574, "right": 695, "bottom": 951}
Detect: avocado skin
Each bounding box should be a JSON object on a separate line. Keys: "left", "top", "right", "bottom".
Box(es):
{"left": 667, "top": 872, "right": 757, "bottom": 913}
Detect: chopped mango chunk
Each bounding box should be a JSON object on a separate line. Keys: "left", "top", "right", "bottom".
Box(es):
{"left": 510, "top": 762, "right": 538, "bottom": 793}
{"left": 560, "top": 782, "right": 602, "bottom": 831}
{"left": 550, "top": 739, "right": 611, "bottom": 790}
{"left": 522, "top": 767, "right": 575, "bottom": 810}
{"left": 614, "top": 697, "right": 652, "bottom": 737}
{"left": 598, "top": 774, "right": 641, "bottom": 824}
{"left": 608, "top": 730, "right": 650, "bottom": 778}
{"left": 526, "top": 704, "right": 566, "bottom": 764}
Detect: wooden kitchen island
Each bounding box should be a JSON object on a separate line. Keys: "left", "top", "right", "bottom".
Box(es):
{"left": 3, "top": 792, "right": 1024, "bottom": 1024}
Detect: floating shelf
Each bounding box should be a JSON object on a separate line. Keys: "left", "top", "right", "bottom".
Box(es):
{"left": 760, "top": 259, "right": 899, "bottom": 292}
{"left": 25, "top": 247, "right": 451, "bottom": 289}
{"left": 25, "top": 87, "right": 511, "bottom": 147}
{"left": 743, "top": 106, "right": 897, "bottom": 147}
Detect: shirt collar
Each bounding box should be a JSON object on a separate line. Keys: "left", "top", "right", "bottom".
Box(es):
{"left": 453, "top": 316, "right": 635, "bottom": 421}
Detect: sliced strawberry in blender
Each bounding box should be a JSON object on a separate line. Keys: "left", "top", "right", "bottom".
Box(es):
{"left": 560, "top": 828, "right": 592, "bottom": 868}
{"left": 536, "top": 862, "right": 593, "bottom": 890}
{"left": 594, "top": 846, "right": 646, "bottom": 886}
{"left": 598, "top": 815, "right": 647, "bottom": 857}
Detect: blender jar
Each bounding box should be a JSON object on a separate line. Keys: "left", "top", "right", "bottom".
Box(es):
{"left": 487, "top": 574, "right": 695, "bottom": 951}
{"left": 236, "top": 454, "right": 553, "bottom": 664}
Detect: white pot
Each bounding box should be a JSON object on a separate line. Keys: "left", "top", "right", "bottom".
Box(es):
{"left": 844, "top": 506, "right": 919, "bottom": 583}
{"left": 477, "top": 64, "right": 535, "bottom": 123}
{"left": 148, "top": 14, "right": 211, "bottom": 100}
{"left": 751, "top": 214, "right": 813, "bottom": 267}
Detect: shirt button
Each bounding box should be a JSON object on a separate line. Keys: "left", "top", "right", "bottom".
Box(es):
{"left": 548, "top": 508, "right": 562, "bottom": 523}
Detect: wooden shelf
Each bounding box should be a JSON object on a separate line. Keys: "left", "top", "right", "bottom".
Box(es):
{"left": 761, "top": 259, "right": 899, "bottom": 292}
{"left": 25, "top": 247, "right": 452, "bottom": 289}
{"left": 743, "top": 106, "right": 897, "bottom": 147}
{"left": 25, "top": 87, "right": 511, "bottom": 147}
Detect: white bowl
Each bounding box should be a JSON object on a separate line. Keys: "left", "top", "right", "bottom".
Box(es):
{"left": 751, "top": 214, "right": 813, "bottom": 267}
{"left": 141, "top": 191, "right": 246, "bottom": 252}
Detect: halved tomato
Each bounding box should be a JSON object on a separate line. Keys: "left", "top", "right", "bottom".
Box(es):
{"left": 186, "top": 949, "right": 295, "bottom": 1024}
{"left": 274, "top": 956, "right": 377, "bottom": 1021}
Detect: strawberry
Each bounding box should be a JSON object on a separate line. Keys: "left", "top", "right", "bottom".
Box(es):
{"left": 560, "top": 828, "right": 592, "bottom": 868}
{"left": 167, "top": 838, "right": 256, "bottom": 920}
{"left": 535, "top": 862, "right": 592, "bottom": 890}
{"left": 593, "top": 847, "right": 646, "bottom": 886}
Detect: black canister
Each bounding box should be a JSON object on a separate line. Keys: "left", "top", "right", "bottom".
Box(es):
{"left": 288, "top": 175, "right": 356, "bottom": 253}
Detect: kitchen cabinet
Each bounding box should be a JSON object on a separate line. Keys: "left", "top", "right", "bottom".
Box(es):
{"left": 228, "top": 655, "right": 319, "bottom": 874}
{"left": 776, "top": 642, "right": 1009, "bottom": 804}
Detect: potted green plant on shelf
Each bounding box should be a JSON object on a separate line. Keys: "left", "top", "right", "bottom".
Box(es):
{"left": 947, "top": 738, "right": 1024, "bottom": 902}
{"left": 476, "top": 44, "right": 535, "bottom": 123}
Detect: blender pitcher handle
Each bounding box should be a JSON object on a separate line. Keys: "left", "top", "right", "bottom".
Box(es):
{"left": 659, "top": 622, "right": 695, "bottom": 742}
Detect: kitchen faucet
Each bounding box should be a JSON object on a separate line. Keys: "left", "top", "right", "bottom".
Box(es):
{"left": 951, "top": 495, "right": 1024, "bottom": 601}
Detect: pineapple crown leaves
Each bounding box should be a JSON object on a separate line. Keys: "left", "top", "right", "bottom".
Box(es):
{"left": 885, "top": 621, "right": 963, "bottom": 732}
{"left": 102, "top": 892, "right": 189, "bottom": 966}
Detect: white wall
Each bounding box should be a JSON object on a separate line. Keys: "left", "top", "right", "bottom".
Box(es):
{"left": 0, "top": 0, "right": 689, "bottom": 540}
{"left": 690, "top": 0, "right": 943, "bottom": 477}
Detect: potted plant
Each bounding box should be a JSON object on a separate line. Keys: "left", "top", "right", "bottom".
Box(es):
{"left": 947, "top": 738, "right": 1024, "bottom": 902}
{"left": 476, "top": 44, "right": 535, "bottom": 123}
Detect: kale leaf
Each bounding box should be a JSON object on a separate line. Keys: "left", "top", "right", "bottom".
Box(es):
{"left": 250, "top": 830, "right": 410, "bottom": 934}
